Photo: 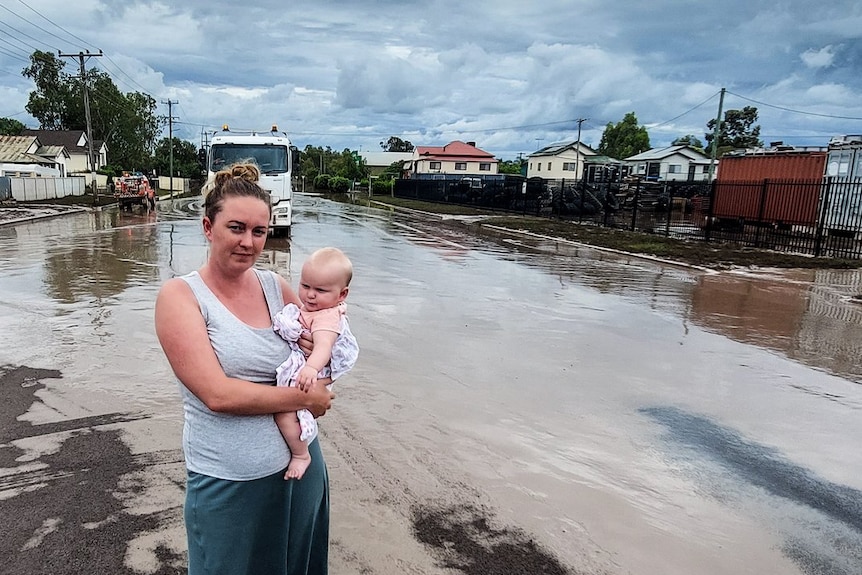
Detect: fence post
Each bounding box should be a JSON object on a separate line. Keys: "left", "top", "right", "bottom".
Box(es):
{"left": 602, "top": 179, "right": 610, "bottom": 227}
{"left": 704, "top": 179, "right": 716, "bottom": 242}
{"left": 664, "top": 182, "right": 672, "bottom": 237}
{"left": 814, "top": 177, "right": 832, "bottom": 257}
{"left": 754, "top": 179, "right": 769, "bottom": 248}
{"left": 630, "top": 180, "right": 641, "bottom": 231}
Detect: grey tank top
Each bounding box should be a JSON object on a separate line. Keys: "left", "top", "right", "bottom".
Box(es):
{"left": 178, "top": 268, "right": 304, "bottom": 480}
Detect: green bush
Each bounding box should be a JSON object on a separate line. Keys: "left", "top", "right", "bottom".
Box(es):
{"left": 329, "top": 176, "right": 351, "bottom": 193}
{"left": 313, "top": 174, "right": 331, "bottom": 190}
{"left": 372, "top": 178, "right": 393, "bottom": 195}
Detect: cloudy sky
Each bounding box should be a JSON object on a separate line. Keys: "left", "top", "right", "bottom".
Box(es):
{"left": 1, "top": 0, "right": 862, "bottom": 159}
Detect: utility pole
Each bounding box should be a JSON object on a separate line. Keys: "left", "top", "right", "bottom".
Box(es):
{"left": 574, "top": 117, "right": 588, "bottom": 179}
{"left": 708, "top": 88, "right": 725, "bottom": 181}
{"left": 59, "top": 50, "right": 102, "bottom": 205}
{"left": 163, "top": 100, "right": 178, "bottom": 198}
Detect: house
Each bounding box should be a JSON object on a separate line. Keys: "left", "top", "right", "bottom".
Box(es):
{"left": 624, "top": 145, "right": 714, "bottom": 181}
{"left": 526, "top": 140, "right": 597, "bottom": 180}
{"left": 409, "top": 141, "right": 498, "bottom": 177}
{"left": 360, "top": 151, "right": 415, "bottom": 177}
{"left": 0, "top": 135, "right": 69, "bottom": 177}
{"left": 22, "top": 129, "right": 107, "bottom": 174}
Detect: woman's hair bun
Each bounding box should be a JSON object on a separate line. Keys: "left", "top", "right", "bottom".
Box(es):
{"left": 213, "top": 162, "right": 261, "bottom": 186}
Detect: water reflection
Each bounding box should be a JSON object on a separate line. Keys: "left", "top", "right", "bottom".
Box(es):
{"left": 44, "top": 212, "right": 161, "bottom": 304}
{"left": 378, "top": 208, "right": 862, "bottom": 384}
{"left": 691, "top": 269, "right": 862, "bottom": 383}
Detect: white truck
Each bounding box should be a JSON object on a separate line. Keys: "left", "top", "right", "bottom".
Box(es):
{"left": 206, "top": 125, "right": 299, "bottom": 236}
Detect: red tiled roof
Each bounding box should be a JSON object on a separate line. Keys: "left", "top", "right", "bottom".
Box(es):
{"left": 415, "top": 140, "right": 496, "bottom": 161}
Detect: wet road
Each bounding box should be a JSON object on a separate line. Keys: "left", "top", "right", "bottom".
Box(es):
{"left": 1, "top": 196, "right": 861, "bottom": 574}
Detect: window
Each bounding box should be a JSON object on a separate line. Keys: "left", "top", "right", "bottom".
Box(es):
{"left": 479, "top": 163, "right": 491, "bottom": 171}
{"left": 429, "top": 161, "right": 441, "bottom": 170}
{"left": 563, "top": 162, "right": 576, "bottom": 171}
{"left": 455, "top": 162, "right": 467, "bottom": 170}
{"left": 210, "top": 144, "right": 288, "bottom": 173}
{"left": 537, "top": 163, "right": 541, "bottom": 171}
{"left": 827, "top": 151, "right": 852, "bottom": 177}
{"left": 547, "top": 162, "right": 552, "bottom": 171}
{"left": 668, "top": 164, "right": 681, "bottom": 174}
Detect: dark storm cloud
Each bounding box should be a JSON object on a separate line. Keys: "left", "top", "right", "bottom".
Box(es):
{"left": 1, "top": 0, "right": 861, "bottom": 156}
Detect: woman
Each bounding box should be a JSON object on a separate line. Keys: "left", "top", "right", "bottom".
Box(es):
{"left": 155, "top": 162, "right": 335, "bottom": 574}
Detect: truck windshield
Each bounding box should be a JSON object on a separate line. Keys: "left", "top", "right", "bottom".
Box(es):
{"left": 210, "top": 144, "right": 289, "bottom": 174}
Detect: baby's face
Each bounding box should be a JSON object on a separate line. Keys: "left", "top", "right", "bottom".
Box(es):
{"left": 298, "top": 262, "right": 348, "bottom": 312}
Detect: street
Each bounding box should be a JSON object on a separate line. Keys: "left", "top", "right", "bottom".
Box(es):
{"left": 1, "top": 195, "right": 861, "bottom": 574}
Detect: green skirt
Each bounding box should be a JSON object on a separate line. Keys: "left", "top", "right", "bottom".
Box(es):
{"left": 185, "top": 438, "right": 329, "bottom": 575}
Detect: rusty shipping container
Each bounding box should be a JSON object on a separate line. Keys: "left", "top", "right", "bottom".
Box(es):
{"left": 713, "top": 152, "right": 827, "bottom": 227}
{"left": 717, "top": 152, "right": 827, "bottom": 182}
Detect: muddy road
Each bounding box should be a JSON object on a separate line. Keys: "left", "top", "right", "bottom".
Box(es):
{"left": 1, "top": 196, "right": 861, "bottom": 574}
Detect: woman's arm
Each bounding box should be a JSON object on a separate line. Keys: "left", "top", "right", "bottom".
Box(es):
{"left": 155, "top": 278, "right": 334, "bottom": 416}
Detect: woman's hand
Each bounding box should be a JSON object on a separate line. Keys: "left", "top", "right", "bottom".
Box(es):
{"left": 297, "top": 330, "right": 314, "bottom": 357}
{"left": 305, "top": 380, "right": 335, "bottom": 417}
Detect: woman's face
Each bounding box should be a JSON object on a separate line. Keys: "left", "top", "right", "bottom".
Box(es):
{"left": 203, "top": 195, "right": 270, "bottom": 274}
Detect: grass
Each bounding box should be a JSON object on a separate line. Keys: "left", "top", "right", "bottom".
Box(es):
{"left": 354, "top": 194, "right": 862, "bottom": 270}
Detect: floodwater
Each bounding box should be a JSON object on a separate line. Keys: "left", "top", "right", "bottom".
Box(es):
{"left": 1, "top": 195, "right": 861, "bottom": 575}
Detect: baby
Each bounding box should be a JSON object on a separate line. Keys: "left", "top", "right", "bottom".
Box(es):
{"left": 273, "top": 247, "right": 359, "bottom": 480}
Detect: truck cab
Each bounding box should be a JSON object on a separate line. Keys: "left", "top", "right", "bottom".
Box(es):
{"left": 206, "top": 125, "right": 299, "bottom": 236}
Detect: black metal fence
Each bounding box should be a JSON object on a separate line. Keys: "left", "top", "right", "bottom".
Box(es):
{"left": 391, "top": 175, "right": 862, "bottom": 259}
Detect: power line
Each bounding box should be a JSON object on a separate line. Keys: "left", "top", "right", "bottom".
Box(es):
{"left": 0, "top": 34, "right": 31, "bottom": 58}
{"left": 0, "top": 42, "right": 30, "bottom": 61}
{"left": 163, "top": 99, "right": 178, "bottom": 198}
{"left": 727, "top": 90, "right": 862, "bottom": 121}
{"left": 648, "top": 90, "right": 721, "bottom": 129}
{"left": 0, "top": 18, "right": 51, "bottom": 53}
{"left": 13, "top": 0, "right": 94, "bottom": 51}
{"left": 97, "top": 55, "right": 157, "bottom": 96}
{"left": 2, "top": 1, "right": 158, "bottom": 101}
{"left": 59, "top": 50, "right": 102, "bottom": 199}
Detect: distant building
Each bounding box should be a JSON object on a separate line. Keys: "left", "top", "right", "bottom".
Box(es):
{"left": 409, "top": 141, "right": 498, "bottom": 177}
{"left": 624, "top": 145, "right": 713, "bottom": 181}
{"left": 526, "top": 140, "right": 597, "bottom": 180}
{"left": 0, "top": 135, "right": 69, "bottom": 177}
{"left": 22, "top": 129, "right": 107, "bottom": 173}
{"left": 360, "top": 151, "right": 414, "bottom": 177}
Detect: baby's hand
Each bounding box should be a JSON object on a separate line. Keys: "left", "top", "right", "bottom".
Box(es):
{"left": 296, "top": 365, "right": 318, "bottom": 391}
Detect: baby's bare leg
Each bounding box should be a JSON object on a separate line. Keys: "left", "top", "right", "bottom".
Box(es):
{"left": 274, "top": 411, "right": 312, "bottom": 480}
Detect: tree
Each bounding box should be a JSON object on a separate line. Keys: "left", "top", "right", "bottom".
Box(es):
{"left": 704, "top": 106, "right": 762, "bottom": 158}
{"left": 671, "top": 134, "right": 704, "bottom": 151}
{"left": 380, "top": 136, "right": 414, "bottom": 152}
{"left": 153, "top": 137, "right": 200, "bottom": 178}
{"left": 598, "top": 112, "right": 650, "bottom": 160}
{"left": 22, "top": 51, "right": 70, "bottom": 130}
{"left": 326, "top": 148, "right": 366, "bottom": 180}
{"left": 0, "top": 117, "right": 25, "bottom": 135}
{"left": 498, "top": 159, "right": 524, "bottom": 175}
{"left": 22, "top": 50, "right": 163, "bottom": 171}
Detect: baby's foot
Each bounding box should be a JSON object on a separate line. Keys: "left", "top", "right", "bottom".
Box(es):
{"left": 285, "top": 453, "right": 312, "bottom": 480}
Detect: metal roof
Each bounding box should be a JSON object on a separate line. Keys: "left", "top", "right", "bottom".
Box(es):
{"left": 529, "top": 140, "right": 596, "bottom": 157}
{"left": 0, "top": 135, "right": 39, "bottom": 163}
{"left": 625, "top": 145, "right": 710, "bottom": 162}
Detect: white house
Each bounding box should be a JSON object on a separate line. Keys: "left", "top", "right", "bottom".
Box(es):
{"left": 409, "top": 141, "right": 498, "bottom": 177}
{"left": 526, "top": 141, "right": 597, "bottom": 180}
{"left": 0, "top": 135, "right": 68, "bottom": 177}
{"left": 22, "top": 129, "right": 108, "bottom": 174}
{"left": 360, "top": 151, "right": 415, "bottom": 177}
{"left": 624, "top": 145, "right": 714, "bottom": 181}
